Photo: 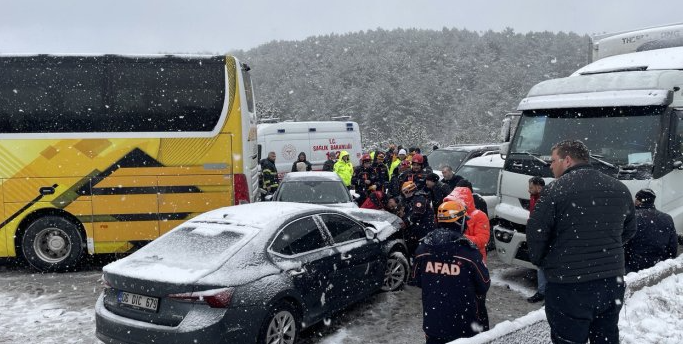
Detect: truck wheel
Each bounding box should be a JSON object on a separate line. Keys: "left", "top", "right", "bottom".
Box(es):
{"left": 382, "top": 251, "right": 409, "bottom": 292}
{"left": 258, "top": 301, "right": 299, "bottom": 344}
{"left": 21, "top": 216, "right": 84, "bottom": 272}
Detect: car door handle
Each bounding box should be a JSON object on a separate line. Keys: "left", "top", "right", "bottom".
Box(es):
{"left": 288, "top": 267, "right": 306, "bottom": 276}
{"left": 341, "top": 253, "right": 352, "bottom": 261}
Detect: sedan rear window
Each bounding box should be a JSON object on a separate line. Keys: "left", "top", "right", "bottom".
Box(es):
{"left": 142, "top": 226, "right": 244, "bottom": 263}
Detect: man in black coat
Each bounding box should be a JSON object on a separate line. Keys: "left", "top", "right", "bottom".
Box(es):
{"left": 527, "top": 140, "right": 636, "bottom": 344}
{"left": 625, "top": 188, "right": 678, "bottom": 273}
{"left": 411, "top": 200, "right": 490, "bottom": 344}
{"left": 259, "top": 151, "right": 280, "bottom": 200}
{"left": 425, "top": 172, "right": 451, "bottom": 214}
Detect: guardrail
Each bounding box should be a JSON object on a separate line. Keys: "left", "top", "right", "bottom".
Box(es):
{"left": 452, "top": 255, "right": 683, "bottom": 344}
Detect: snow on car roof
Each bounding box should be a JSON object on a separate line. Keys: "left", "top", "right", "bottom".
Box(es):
{"left": 281, "top": 171, "right": 343, "bottom": 181}
{"left": 191, "top": 201, "right": 332, "bottom": 229}
{"left": 463, "top": 154, "right": 505, "bottom": 168}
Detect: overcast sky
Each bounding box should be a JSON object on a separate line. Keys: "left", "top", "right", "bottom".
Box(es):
{"left": 1, "top": 0, "right": 681, "bottom": 54}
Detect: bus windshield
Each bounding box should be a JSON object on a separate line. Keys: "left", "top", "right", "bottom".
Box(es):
{"left": 510, "top": 106, "right": 665, "bottom": 166}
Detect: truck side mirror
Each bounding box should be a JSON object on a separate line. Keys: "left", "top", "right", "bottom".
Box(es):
{"left": 500, "top": 142, "right": 510, "bottom": 160}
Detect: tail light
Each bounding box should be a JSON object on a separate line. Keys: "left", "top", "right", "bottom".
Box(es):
{"left": 233, "top": 173, "right": 250, "bottom": 205}
{"left": 168, "top": 287, "right": 234, "bottom": 308}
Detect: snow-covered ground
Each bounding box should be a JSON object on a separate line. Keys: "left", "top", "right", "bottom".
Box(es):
{"left": 0, "top": 254, "right": 680, "bottom": 344}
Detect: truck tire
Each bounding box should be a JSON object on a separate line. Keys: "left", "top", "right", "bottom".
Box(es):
{"left": 21, "top": 216, "right": 84, "bottom": 272}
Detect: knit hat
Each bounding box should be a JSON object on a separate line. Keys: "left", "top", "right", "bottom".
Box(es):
{"left": 635, "top": 188, "right": 656, "bottom": 204}
{"left": 398, "top": 149, "right": 407, "bottom": 155}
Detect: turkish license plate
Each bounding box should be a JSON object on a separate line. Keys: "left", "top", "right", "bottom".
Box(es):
{"left": 117, "top": 291, "right": 159, "bottom": 312}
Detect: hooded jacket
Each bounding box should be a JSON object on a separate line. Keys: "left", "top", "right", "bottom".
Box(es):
{"left": 333, "top": 150, "right": 353, "bottom": 186}
{"left": 291, "top": 152, "right": 312, "bottom": 172}
{"left": 444, "top": 187, "right": 490, "bottom": 261}
{"left": 411, "top": 227, "right": 490, "bottom": 340}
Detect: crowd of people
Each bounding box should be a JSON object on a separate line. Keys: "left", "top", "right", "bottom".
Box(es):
{"left": 259, "top": 140, "right": 679, "bottom": 344}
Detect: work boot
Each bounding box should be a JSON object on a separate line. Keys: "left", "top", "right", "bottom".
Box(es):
{"left": 527, "top": 292, "right": 545, "bottom": 303}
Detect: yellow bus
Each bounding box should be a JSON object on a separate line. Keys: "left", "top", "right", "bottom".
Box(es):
{"left": 0, "top": 54, "right": 259, "bottom": 271}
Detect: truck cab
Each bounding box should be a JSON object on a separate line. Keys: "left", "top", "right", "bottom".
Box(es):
{"left": 494, "top": 24, "right": 683, "bottom": 269}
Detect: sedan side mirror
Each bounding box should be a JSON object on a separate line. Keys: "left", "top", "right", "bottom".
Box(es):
{"left": 365, "top": 227, "right": 378, "bottom": 240}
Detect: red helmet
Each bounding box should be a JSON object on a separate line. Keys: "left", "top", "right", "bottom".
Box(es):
{"left": 411, "top": 154, "right": 424, "bottom": 164}
{"left": 361, "top": 154, "right": 372, "bottom": 162}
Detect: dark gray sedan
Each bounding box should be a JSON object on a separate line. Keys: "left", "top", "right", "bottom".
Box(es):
{"left": 95, "top": 202, "right": 408, "bottom": 344}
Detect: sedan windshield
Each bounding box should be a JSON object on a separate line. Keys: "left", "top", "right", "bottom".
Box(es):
{"left": 510, "top": 106, "right": 664, "bottom": 165}
{"left": 428, "top": 150, "right": 469, "bottom": 170}
{"left": 277, "top": 180, "right": 352, "bottom": 204}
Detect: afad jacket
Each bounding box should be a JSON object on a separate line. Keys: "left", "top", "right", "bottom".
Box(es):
{"left": 333, "top": 150, "right": 354, "bottom": 186}
{"left": 444, "top": 187, "right": 490, "bottom": 261}
{"left": 411, "top": 228, "right": 490, "bottom": 340}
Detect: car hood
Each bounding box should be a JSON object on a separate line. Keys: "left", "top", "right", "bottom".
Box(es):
{"left": 339, "top": 208, "right": 402, "bottom": 240}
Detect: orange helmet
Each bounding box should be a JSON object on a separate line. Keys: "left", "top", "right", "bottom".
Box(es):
{"left": 411, "top": 154, "right": 424, "bottom": 164}
{"left": 437, "top": 201, "right": 467, "bottom": 223}
{"left": 401, "top": 181, "right": 417, "bottom": 194}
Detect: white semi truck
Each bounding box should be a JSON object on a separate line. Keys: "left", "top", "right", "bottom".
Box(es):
{"left": 494, "top": 23, "right": 683, "bottom": 269}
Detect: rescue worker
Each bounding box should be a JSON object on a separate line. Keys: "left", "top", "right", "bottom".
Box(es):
{"left": 397, "top": 153, "right": 428, "bottom": 193}
{"left": 291, "top": 152, "right": 312, "bottom": 172}
{"left": 455, "top": 179, "right": 489, "bottom": 217}
{"left": 259, "top": 151, "right": 279, "bottom": 200}
{"left": 444, "top": 186, "right": 491, "bottom": 261}
{"left": 401, "top": 181, "right": 436, "bottom": 256}
{"left": 360, "top": 190, "right": 386, "bottom": 210}
{"left": 388, "top": 160, "right": 412, "bottom": 199}
{"left": 333, "top": 150, "right": 353, "bottom": 188}
{"left": 373, "top": 151, "right": 390, "bottom": 192}
{"left": 352, "top": 154, "right": 378, "bottom": 205}
{"left": 411, "top": 200, "right": 491, "bottom": 343}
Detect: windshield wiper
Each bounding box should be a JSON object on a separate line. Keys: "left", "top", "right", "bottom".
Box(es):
{"left": 589, "top": 154, "right": 617, "bottom": 170}
{"left": 511, "top": 151, "right": 549, "bottom": 166}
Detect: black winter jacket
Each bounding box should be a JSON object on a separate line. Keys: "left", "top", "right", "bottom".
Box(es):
{"left": 411, "top": 228, "right": 490, "bottom": 339}
{"left": 527, "top": 164, "right": 637, "bottom": 283}
{"left": 625, "top": 204, "right": 678, "bottom": 272}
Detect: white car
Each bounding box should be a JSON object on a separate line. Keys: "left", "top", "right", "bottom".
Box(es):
{"left": 271, "top": 171, "right": 358, "bottom": 208}
{"left": 455, "top": 154, "right": 504, "bottom": 219}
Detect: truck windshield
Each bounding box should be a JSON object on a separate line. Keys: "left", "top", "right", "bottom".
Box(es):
{"left": 510, "top": 106, "right": 664, "bottom": 166}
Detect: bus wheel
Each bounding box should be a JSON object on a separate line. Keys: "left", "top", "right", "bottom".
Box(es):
{"left": 21, "top": 216, "right": 84, "bottom": 272}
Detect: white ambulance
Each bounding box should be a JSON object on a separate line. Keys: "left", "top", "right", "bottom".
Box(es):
{"left": 257, "top": 121, "right": 363, "bottom": 176}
